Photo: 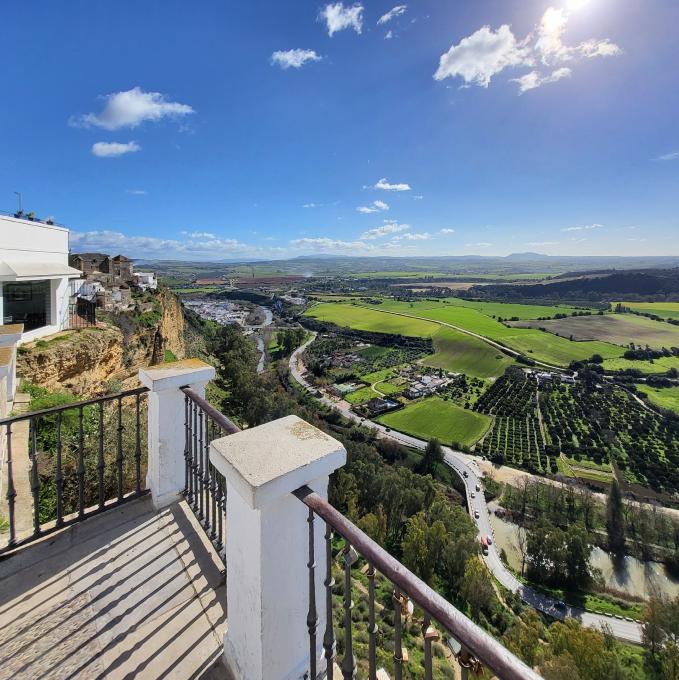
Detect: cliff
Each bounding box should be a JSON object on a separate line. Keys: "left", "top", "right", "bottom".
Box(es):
{"left": 17, "top": 287, "right": 188, "bottom": 396}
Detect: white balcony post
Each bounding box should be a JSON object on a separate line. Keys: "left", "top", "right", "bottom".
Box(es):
{"left": 0, "top": 324, "right": 23, "bottom": 400}
{"left": 139, "top": 359, "right": 216, "bottom": 510}
{"left": 210, "top": 415, "right": 346, "bottom": 680}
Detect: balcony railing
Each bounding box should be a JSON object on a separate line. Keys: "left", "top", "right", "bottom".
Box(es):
{"left": 0, "top": 386, "right": 148, "bottom": 553}
{"left": 181, "top": 386, "right": 239, "bottom": 561}
{"left": 294, "top": 485, "right": 542, "bottom": 680}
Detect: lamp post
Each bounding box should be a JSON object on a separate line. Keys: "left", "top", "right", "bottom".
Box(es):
{"left": 13, "top": 191, "right": 22, "bottom": 213}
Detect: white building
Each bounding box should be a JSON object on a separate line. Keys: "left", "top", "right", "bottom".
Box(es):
{"left": 0, "top": 213, "right": 81, "bottom": 343}
{"left": 134, "top": 271, "right": 158, "bottom": 291}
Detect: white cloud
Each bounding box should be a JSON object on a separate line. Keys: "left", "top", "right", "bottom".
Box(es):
{"left": 361, "top": 222, "right": 409, "bottom": 239}
{"left": 654, "top": 151, "right": 679, "bottom": 161}
{"left": 289, "top": 237, "right": 373, "bottom": 253}
{"left": 526, "top": 241, "right": 559, "bottom": 246}
{"left": 413, "top": 194, "right": 424, "bottom": 200}
{"left": 378, "top": 5, "right": 407, "bottom": 25}
{"left": 561, "top": 223, "right": 602, "bottom": 232}
{"left": 439, "top": 228, "right": 455, "bottom": 234}
{"left": 434, "top": 24, "right": 531, "bottom": 87}
{"left": 385, "top": 30, "right": 394, "bottom": 40}
{"left": 319, "top": 3, "right": 363, "bottom": 37}
{"left": 393, "top": 232, "right": 431, "bottom": 241}
{"left": 356, "top": 200, "right": 389, "bottom": 214}
{"left": 466, "top": 242, "right": 493, "bottom": 248}
{"left": 434, "top": 6, "right": 621, "bottom": 93}
{"left": 126, "top": 189, "right": 146, "bottom": 195}
{"left": 302, "top": 203, "right": 317, "bottom": 208}
{"left": 368, "top": 177, "right": 412, "bottom": 191}
{"left": 271, "top": 49, "right": 322, "bottom": 69}
{"left": 512, "top": 67, "right": 571, "bottom": 93}
{"left": 71, "top": 87, "right": 194, "bottom": 130}
{"left": 70, "top": 229, "right": 255, "bottom": 258}
{"left": 91, "top": 141, "right": 141, "bottom": 157}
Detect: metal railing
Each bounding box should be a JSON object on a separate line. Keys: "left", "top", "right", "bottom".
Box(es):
{"left": 0, "top": 387, "right": 149, "bottom": 554}
{"left": 181, "top": 387, "right": 240, "bottom": 562}
{"left": 294, "top": 485, "right": 543, "bottom": 680}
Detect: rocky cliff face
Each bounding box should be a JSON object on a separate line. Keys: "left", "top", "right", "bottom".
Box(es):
{"left": 17, "top": 288, "right": 188, "bottom": 397}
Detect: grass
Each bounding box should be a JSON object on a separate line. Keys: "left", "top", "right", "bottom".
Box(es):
{"left": 636, "top": 384, "right": 679, "bottom": 414}
{"left": 344, "top": 387, "right": 378, "bottom": 405}
{"left": 360, "top": 367, "right": 395, "bottom": 383}
{"left": 305, "top": 303, "right": 439, "bottom": 337}
{"left": 511, "top": 313, "right": 679, "bottom": 349}
{"left": 163, "top": 349, "right": 177, "bottom": 362}
{"left": 602, "top": 356, "right": 679, "bottom": 374}
{"left": 615, "top": 301, "right": 679, "bottom": 321}
{"left": 376, "top": 396, "right": 492, "bottom": 447}
{"left": 307, "top": 301, "right": 624, "bottom": 367}
{"left": 422, "top": 326, "right": 514, "bottom": 378}
{"left": 374, "top": 381, "right": 402, "bottom": 395}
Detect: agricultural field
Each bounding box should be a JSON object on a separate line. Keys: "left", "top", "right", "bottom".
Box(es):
{"left": 306, "top": 303, "right": 438, "bottom": 337}
{"left": 422, "top": 327, "right": 514, "bottom": 379}
{"left": 344, "top": 387, "right": 378, "bottom": 405}
{"left": 602, "top": 356, "right": 679, "bottom": 374}
{"left": 615, "top": 301, "right": 679, "bottom": 321}
{"left": 474, "top": 370, "right": 551, "bottom": 472}
{"left": 636, "top": 384, "right": 679, "bottom": 414}
{"left": 509, "top": 313, "right": 679, "bottom": 349}
{"left": 306, "top": 301, "right": 624, "bottom": 367}
{"left": 376, "top": 397, "right": 492, "bottom": 447}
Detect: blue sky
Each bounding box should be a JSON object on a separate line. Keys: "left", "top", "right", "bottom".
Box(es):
{"left": 1, "top": 0, "right": 678, "bottom": 260}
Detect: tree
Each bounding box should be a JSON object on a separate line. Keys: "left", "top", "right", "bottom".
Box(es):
{"left": 643, "top": 592, "right": 668, "bottom": 658}
{"left": 417, "top": 438, "right": 443, "bottom": 476}
{"left": 460, "top": 557, "right": 494, "bottom": 619}
{"left": 606, "top": 479, "right": 626, "bottom": 556}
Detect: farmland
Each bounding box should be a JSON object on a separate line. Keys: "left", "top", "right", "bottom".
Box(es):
{"left": 636, "top": 385, "right": 679, "bottom": 414}
{"left": 422, "top": 327, "right": 515, "bottom": 378}
{"left": 305, "top": 303, "right": 438, "bottom": 337}
{"left": 615, "top": 301, "right": 679, "bottom": 321}
{"left": 602, "top": 356, "right": 679, "bottom": 374}
{"left": 306, "top": 300, "right": 624, "bottom": 367}
{"left": 376, "top": 397, "right": 492, "bottom": 447}
{"left": 509, "top": 313, "right": 679, "bottom": 349}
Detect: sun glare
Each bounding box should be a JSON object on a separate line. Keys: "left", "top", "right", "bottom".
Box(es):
{"left": 567, "top": 0, "right": 591, "bottom": 11}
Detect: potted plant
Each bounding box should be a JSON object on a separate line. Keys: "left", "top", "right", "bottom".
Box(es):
{"left": 26, "top": 211, "right": 35, "bottom": 221}
{"left": 14, "top": 209, "right": 24, "bottom": 218}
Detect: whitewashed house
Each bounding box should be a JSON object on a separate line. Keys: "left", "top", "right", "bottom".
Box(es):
{"left": 0, "top": 213, "right": 81, "bottom": 344}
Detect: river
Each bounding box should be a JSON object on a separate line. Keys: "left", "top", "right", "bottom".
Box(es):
{"left": 489, "top": 513, "right": 679, "bottom": 600}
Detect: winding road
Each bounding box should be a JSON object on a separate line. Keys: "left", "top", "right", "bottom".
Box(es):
{"left": 289, "top": 334, "right": 643, "bottom": 644}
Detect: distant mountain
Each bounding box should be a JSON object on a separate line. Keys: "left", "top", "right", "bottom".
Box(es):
{"left": 505, "top": 252, "right": 553, "bottom": 260}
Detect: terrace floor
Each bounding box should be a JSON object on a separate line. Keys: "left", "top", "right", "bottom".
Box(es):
{"left": 0, "top": 497, "right": 227, "bottom": 680}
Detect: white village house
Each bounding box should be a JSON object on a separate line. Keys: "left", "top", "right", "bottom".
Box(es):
{"left": 0, "top": 212, "right": 82, "bottom": 408}
{"left": 0, "top": 213, "right": 81, "bottom": 343}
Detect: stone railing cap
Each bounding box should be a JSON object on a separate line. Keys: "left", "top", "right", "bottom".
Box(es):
{"left": 139, "top": 359, "right": 215, "bottom": 391}
{"left": 210, "top": 414, "right": 346, "bottom": 509}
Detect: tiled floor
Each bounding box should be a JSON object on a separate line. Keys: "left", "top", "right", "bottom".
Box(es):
{"left": 0, "top": 497, "right": 227, "bottom": 680}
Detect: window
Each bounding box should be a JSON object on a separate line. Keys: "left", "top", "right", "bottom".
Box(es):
{"left": 3, "top": 280, "right": 51, "bottom": 331}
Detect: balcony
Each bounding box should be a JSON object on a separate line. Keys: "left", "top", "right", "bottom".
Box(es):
{"left": 0, "top": 359, "right": 542, "bottom": 680}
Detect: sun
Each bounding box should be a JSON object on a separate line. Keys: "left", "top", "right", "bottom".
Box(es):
{"left": 567, "top": 0, "right": 591, "bottom": 10}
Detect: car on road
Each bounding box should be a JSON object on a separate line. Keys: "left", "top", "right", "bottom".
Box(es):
{"left": 475, "top": 483, "right": 480, "bottom": 492}
{"left": 470, "top": 492, "right": 475, "bottom": 499}
{"left": 463, "top": 471, "right": 468, "bottom": 479}
{"left": 474, "top": 511, "right": 480, "bottom": 519}
{"left": 487, "top": 536, "right": 493, "bottom": 545}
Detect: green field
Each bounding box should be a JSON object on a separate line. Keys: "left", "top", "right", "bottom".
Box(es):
{"left": 345, "top": 387, "right": 377, "bottom": 405}
{"left": 306, "top": 301, "right": 624, "bottom": 367}
{"left": 342, "top": 301, "right": 624, "bottom": 366}
{"left": 602, "top": 356, "right": 679, "bottom": 374}
{"left": 376, "top": 397, "right": 492, "bottom": 447}
{"left": 422, "top": 327, "right": 514, "bottom": 378}
{"left": 510, "top": 313, "right": 679, "bottom": 349}
{"left": 306, "top": 303, "right": 439, "bottom": 337}
{"left": 615, "top": 301, "right": 679, "bottom": 321}
{"left": 636, "top": 384, "right": 679, "bottom": 414}
{"left": 433, "top": 297, "right": 592, "bottom": 319}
